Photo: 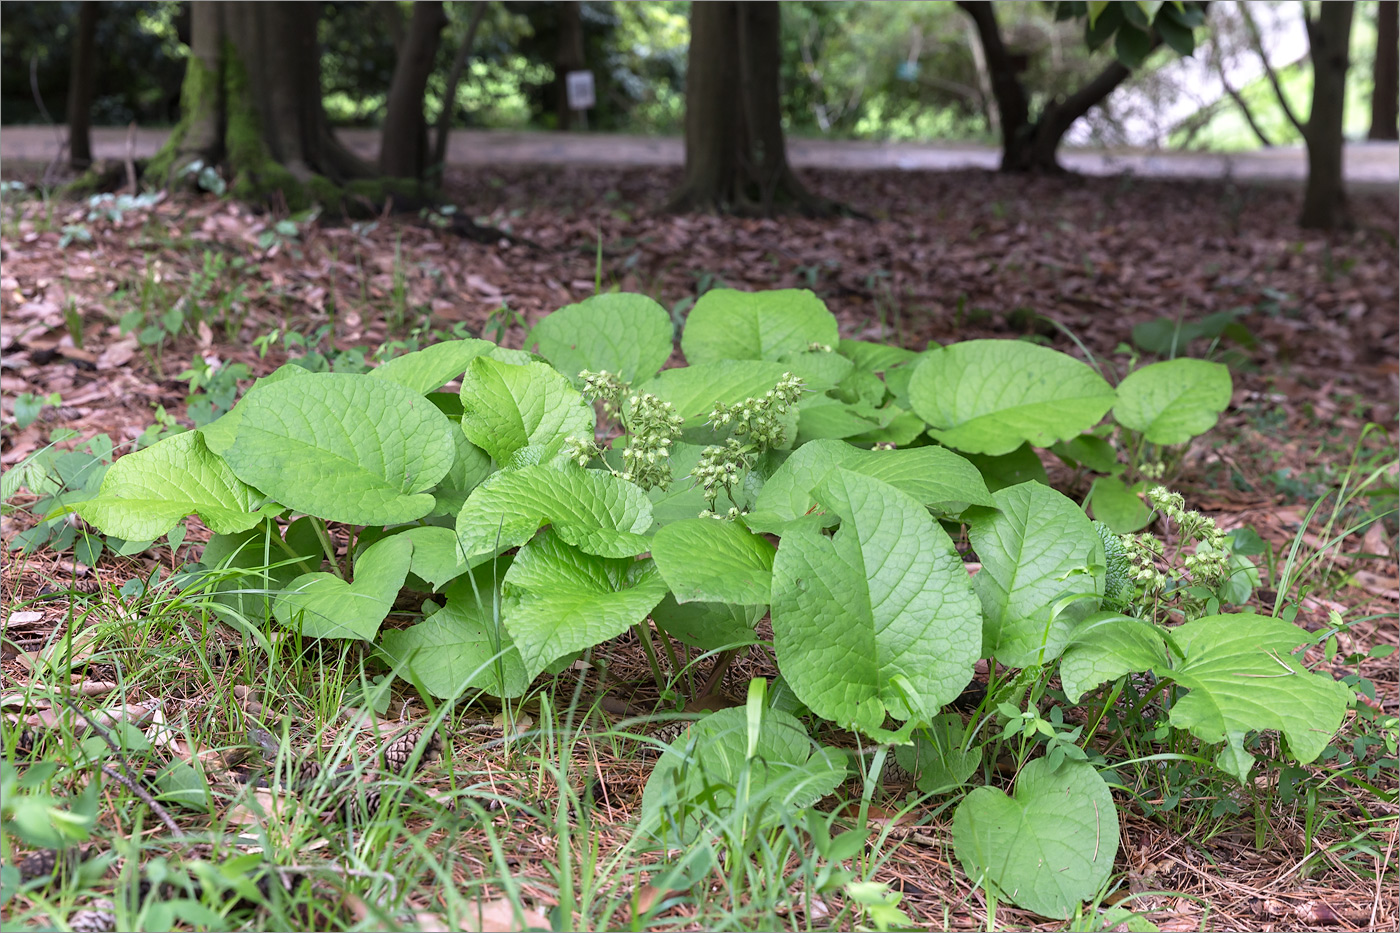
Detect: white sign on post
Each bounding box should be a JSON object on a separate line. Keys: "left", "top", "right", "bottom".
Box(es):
{"left": 565, "top": 70, "right": 596, "bottom": 110}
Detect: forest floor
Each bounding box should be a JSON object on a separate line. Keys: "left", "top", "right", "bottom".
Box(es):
{"left": 0, "top": 161, "right": 1396, "bottom": 931}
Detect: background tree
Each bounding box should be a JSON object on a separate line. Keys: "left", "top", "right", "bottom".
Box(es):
{"left": 380, "top": 0, "right": 449, "bottom": 179}
{"left": 957, "top": 0, "right": 1206, "bottom": 172}
{"left": 554, "top": 1, "right": 586, "bottom": 130}
{"left": 1370, "top": 0, "right": 1398, "bottom": 140}
{"left": 65, "top": 1, "right": 98, "bottom": 169}
{"left": 666, "top": 1, "right": 833, "bottom": 216}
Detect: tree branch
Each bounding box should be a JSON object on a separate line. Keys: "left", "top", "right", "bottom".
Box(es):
{"left": 1238, "top": 3, "right": 1307, "bottom": 134}
{"left": 1214, "top": 50, "right": 1275, "bottom": 147}
{"left": 433, "top": 1, "right": 488, "bottom": 169}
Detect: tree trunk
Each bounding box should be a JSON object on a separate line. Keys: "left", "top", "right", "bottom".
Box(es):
{"left": 149, "top": 1, "right": 400, "bottom": 211}
{"left": 555, "top": 1, "right": 586, "bottom": 130}
{"left": 1370, "top": 0, "right": 1398, "bottom": 140}
{"left": 433, "top": 1, "right": 488, "bottom": 167}
{"left": 1299, "top": 1, "right": 1356, "bottom": 230}
{"left": 666, "top": 1, "right": 835, "bottom": 216}
{"left": 381, "top": 0, "right": 448, "bottom": 179}
{"left": 66, "top": 1, "right": 99, "bottom": 170}
{"left": 957, "top": 0, "right": 1156, "bottom": 173}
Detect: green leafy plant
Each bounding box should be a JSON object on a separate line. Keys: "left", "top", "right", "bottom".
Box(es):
{"left": 56, "top": 287, "right": 1358, "bottom": 920}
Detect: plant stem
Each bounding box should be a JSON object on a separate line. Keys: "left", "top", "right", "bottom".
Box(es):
{"left": 633, "top": 621, "right": 667, "bottom": 694}
{"left": 310, "top": 517, "right": 346, "bottom": 580}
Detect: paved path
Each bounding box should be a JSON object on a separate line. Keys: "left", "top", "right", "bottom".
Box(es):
{"left": 1, "top": 124, "right": 1395, "bottom": 186}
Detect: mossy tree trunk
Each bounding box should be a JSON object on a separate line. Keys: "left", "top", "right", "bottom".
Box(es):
{"left": 665, "top": 1, "right": 836, "bottom": 217}
{"left": 149, "top": 1, "right": 386, "bottom": 209}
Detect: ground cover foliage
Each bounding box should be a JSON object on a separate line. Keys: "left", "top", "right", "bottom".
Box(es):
{"left": 0, "top": 163, "right": 1396, "bottom": 931}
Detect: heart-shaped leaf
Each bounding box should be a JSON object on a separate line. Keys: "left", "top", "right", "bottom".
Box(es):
{"left": 651, "top": 518, "right": 775, "bottom": 605}
{"left": 455, "top": 465, "right": 653, "bottom": 562}
{"left": 953, "top": 758, "right": 1119, "bottom": 919}
{"left": 379, "top": 566, "right": 529, "bottom": 699}
{"left": 75, "top": 431, "right": 277, "bottom": 541}
{"left": 219, "top": 373, "right": 456, "bottom": 526}
{"left": 273, "top": 534, "right": 413, "bottom": 640}
{"left": 770, "top": 469, "right": 982, "bottom": 736}
{"left": 527, "top": 292, "right": 674, "bottom": 387}
{"left": 680, "top": 288, "right": 838, "bottom": 364}
{"left": 909, "top": 341, "right": 1115, "bottom": 455}
{"left": 1059, "top": 612, "right": 1170, "bottom": 703}
{"left": 1162, "top": 613, "right": 1351, "bottom": 781}
{"left": 501, "top": 529, "right": 668, "bottom": 679}
{"left": 1112, "top": 358, "right": 1231, "bottom": 445}
{"left": 459, "top": 356, "right": 594, "bottom": 467}
{"left": 968, "top": 482, "right": 1104, "bottom": 667}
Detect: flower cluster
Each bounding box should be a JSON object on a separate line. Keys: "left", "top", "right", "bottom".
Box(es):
{"left": 617, "top": 391, "right": 684, "bottom": 490}
{"left": 563, "top": 435, "right": 604, "bottom": 469}
{"left": 578, "top": 369, "right": 629, "bottom": 418}
{"left": 1147, "top": 485, "right": 1229, "bottom": 588}
{"left": 704, "top": 373, "right": 804, "bottom": 449}
{"left": 693, "top": 438, "right": 751, "bottom": 509}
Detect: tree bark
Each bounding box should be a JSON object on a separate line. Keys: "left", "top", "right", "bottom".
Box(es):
{"left": 666, "top": 1, "right": 836, "bottom": 216}
{"left": 1370, "top": 0, "right": 1398, "bottom": 140}
{"left": 381, "top": 0, "right": 448, "bottom": 179}
{"left": 957, "top": 0, "right": 1157, "bottom": 172}
{"left": 1299, "top": 1, "right": 1356, "bottom": 230}
{"left": 433, "top": 1, "right": 488, "bottom": 168}
{"left": 66, "top": 1, "right": 99, "bottom": 170}
{"left": 149, "top": 1, "right": 409, "bottom": 210}
{"left": 555, "top": 1, "right": 586, "bottom": 130}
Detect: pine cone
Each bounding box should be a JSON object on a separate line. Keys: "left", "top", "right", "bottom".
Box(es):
{"left": 382, "top": 728, "right": 443, "bottom": 775}
{"left": 68, "top": 900, "right": 116, "bottom": 933}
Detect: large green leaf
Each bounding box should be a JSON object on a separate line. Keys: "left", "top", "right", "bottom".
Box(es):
{"left": 650, "top": 595, "right": 763, "bottom": 651}
{"left": 219, "top": 373, "right": 456, "bottom": 526}
{"left": 1087, "top": 476, "right": 1151, "bottom": 533}
{"left": 455, "top": 465, "right": 653, "bottom": 561}
{"left": 747, "top": 439, "right": 993, "bottom": 535}
{"left": 527, "top": 293, "right": 674, "bottom": 386}
{"left": 1112, "top": 358, "right": 1232, "bottom": 445}
{"left": 272, "top": 534, "right": 413, "bottom": 640}
{"left": 427, "top": 431, "right": 495, "bottom": 518}
{"left": 370, "top": 338, "right": 500, "bottom": 394}
{"left": 953, "top": 759, "right": 1119, "bottom": 920}
{"left": 894, "top": 712, "right": 982, "bottom": 795}
{"left": 770, "top": 469, "right": 982, "bottom": 736}
{"left": 1059, "top": 612, "right": 1170, "bottom": 703}
{"left": 651, "top": 517, "right": 775, "bottom": 605}
{"left": 969, "top": 482, "right": 1103, "bottom": 667}
{"left": 1162, "top": 613, "right": 1351, "bottom": 781}
{"left": 458, "top": 356, "right": 594, "bottom": 467}
{"left": 908, "top": 341, "right": 1115, "bottom": 455}
{"left": 501, "top": 529, "right": 668, "bottom": 678}
{"left": 198, "top": 524, "right": 318, "bottom": 622}
{"left": 639, "top": 706, "right": 847, "bottom": 843}
{"left": 639, "top": 359, "right": 793, "bottom": 430}
{"left": 680, "top": 288, "right": 838, "bottom": 364}
{"left": 397, "top": 525, "right": 469, "bottom": 590}
{"left": 199, "top": 363, "right": 311, "bottom": 454}
{"left": 74, "top": 431, "right": 276, "bottom": 541}
{"left": 379, "top": 567, "right": 529, "bottom": 699}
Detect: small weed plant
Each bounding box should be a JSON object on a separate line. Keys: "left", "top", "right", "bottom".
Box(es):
{"left": 13, "top": 288, "right": 1390, "bottom": 923}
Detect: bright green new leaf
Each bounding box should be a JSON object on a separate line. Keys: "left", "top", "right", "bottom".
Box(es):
{"left": 639, "top": 706, "right": 847, "bottom": 843}
{"left": 770, "top": 469, "right": 982, "bottom": 736}
{"left": 459, "top": 356, "right": 594, "bottom": 466}
{"left": 680, "top": 288, "right": 838, "bottom": 364}
{"left": 908, "top": 341, "right": 1115, "bottom": 455}
{"left": 1059, "top": 612, "right": 1170, "bottom": 702}
{"left": 456, "top": 465, "right": 653, "bottom": 561}
{"left": 199, "top": 363, "right": 311, "bottom": 454}
{"left": 219, "top": 373, "right": 456, "bottom": 526}
{"left": 953, "top": 758, "right": 1119, "bottom": 920}
{"left": 1161, "top": 613, "right": 1351, "bottom": 781}
{"left": 527, "top": 292, "right": 674, "bottom": 386}
{"left": 1113, "top": 359, "right": 1232, "bottom": 445}
{"left": 501, "top": 529, "right": 668, "bottom": 678}
{"left": 370, "top": 338, "right": 500, "bottom": 394}
{"left": 75, "top": 431, "right": 276, "bottom": 541}
{"left": 1087, "top": 475, "right": 1151, "bottom": 533}
{"left": 273, "top": 533, "right": 413, "bottom": 640}
{"left": 379, "top": 568, "right": 529, "bottom": 699}
{"left": 651, "top": 517, "right": 775, "bottom": 605}
{"left": 776, "top": 349, "right": 853, "bottom": 393}
{"left": 747, "top": 438, "right": 993, "bottom": 535}
{"left": 969, "top": 482, "right": 1104, "bottom": 667}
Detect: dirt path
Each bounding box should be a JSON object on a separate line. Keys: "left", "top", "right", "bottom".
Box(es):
{"left": 1, "top": 124, "right": 1396, "bottom": 187}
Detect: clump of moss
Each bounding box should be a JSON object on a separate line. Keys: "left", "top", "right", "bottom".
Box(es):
{"left": 1094, "top": 520, "right": 1134, "bottom": 613}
